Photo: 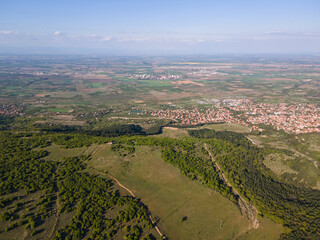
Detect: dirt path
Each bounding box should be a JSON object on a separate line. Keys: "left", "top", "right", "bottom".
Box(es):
{"left": 82, "top": 145, "right": 101, "bottom": 156}
{"left": 46, "top": 160, "right": 65, "bottom": 240}
{"left": 204, "top": 143, "right": 259, "bottom": 230}
{"left": 108, "top": 175, "right": 136, "bottom": 198}
{"left": 92, "top": 170, "right": 165, "bottom": 239}
{"left": 90, "top": 145, "right": 101, "bottom": 156}
{"left": 246, "top": 136, "right": 262, "bottom": 147}
{"left": 47, "top": 194, "right": 61, "bottom": 239}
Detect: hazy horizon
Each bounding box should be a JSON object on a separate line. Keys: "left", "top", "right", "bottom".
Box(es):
{"left": 1, "top": 0, "right": 320, "bottom": 55}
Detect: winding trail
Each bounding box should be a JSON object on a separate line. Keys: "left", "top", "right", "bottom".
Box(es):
{"left": 92, "top": 170, "right": 165, "bottom": 239}
{"left": 47, "top": 196, "right": 61, "bottom": 239}
{"left": 82, "top": 145, "right": 101, "bottom": 156}
{"left": 246, "top": 136, "right": 261, "bottom": 147}
{"left": 108, "top": 175, "right": 136, "bottom": 198}
{"left": 47, "top": 160, "right": 65, "bottom": 240}
{"left": 204, "top": 143, "right": 259, "bottom": 230}
{"left": 90, "top": 145, "right": 101, "bottom": 156}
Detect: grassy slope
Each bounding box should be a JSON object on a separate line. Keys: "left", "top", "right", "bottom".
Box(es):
{"left": 89, "top": 144, "right": 282, "bottom": 240}
{"left": 199, "top": 123, "right": 251, "bottom": 133}
{"left": 37, "top": 143, "right": 88, "bottom": 161}
{"left": 248, "top": 133, "right": 320, "bottom": 189}
{"left": 1, "top": 144, "right": 160, "bottom": 240}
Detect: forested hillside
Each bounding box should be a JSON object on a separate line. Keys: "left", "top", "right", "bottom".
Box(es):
{"left": 0, "top": 132, "right": 160, "bottom": 240}
{"left": 0, "top": 128, "right": 319, "bottom": 239}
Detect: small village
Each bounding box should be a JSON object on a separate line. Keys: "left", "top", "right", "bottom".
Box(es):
{"left": 129, "top": 74, "right": 182, "bottom": 80}
{"left": 0, "top": 104, "right": 25, "bottom": 117}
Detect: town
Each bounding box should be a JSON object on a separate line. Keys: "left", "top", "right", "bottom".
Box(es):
{"left": 0, "top": 104, "right": 25, "bottom": 117}
{"left": 151, "top": 99, "right": 320, "bottom": 134}
{"left": 129, "top": 74, "right": 182, "bottom": 80}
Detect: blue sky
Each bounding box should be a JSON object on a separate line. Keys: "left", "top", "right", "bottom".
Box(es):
{"left": 0, "top": 0, "right": 319, "bottom": 54}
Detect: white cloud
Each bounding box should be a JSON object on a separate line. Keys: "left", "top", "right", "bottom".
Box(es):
{"left": 264, "top": 31, "right": 290, "bottom": 35}
{"left": 101, "top": 36, "right": 112, "bottom": 41}
{"left": 117, "top": 37, "right": 151, "bottom": 42}
{"left": 54, "top": 31, "right": 63, "bottom": 36}
{"left": 263, "top": 31, "right": 320, "bottom": 39}
{"left": 0, "top": 30, "right": 16, "bottom": 35}
{"left": 177, "top": 38, "right": 206, "bottom": 45}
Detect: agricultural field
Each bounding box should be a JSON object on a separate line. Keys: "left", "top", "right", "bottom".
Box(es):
{"left": 1, "top": 55, "right": 320, "bottom": 111}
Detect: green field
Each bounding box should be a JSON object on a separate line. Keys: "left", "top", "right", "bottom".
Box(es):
{"left": 88, "top": 144, "right": 282, "bottom": 240}
{"left": 263, "top": 153, "right": 298, "bottom": 176}
{"left": 248, "top": 132, "right": 320, "bottom": 189}
{"left": 199, "top": 123, "right": 251, "bottom": 133}
{"left": 39, "top": 144, "right": 89, "bottom": 161}
{"left": 47, "top": 108, "right": 71, "bottom": 113}
{"left": 156, "top": 127, "right": 189, "bottom": 138}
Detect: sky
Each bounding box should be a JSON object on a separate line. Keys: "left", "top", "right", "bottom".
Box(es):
{"left": 0, "top": 0, "right": 320, "bottom": 55}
